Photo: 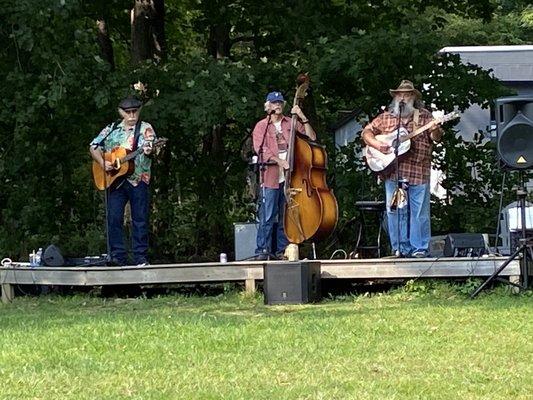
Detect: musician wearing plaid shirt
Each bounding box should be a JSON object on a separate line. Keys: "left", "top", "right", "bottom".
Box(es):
{"left": 362, "top": 80, "right": 443, "bottom": 258}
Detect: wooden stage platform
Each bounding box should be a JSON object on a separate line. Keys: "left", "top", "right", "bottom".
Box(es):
{"left": 0, "top": 255, "right": 522, "bottom": 303}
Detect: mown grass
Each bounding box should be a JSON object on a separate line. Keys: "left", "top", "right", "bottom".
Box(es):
{"left": 0, "top": 282, "right": 531, "bottom": 399}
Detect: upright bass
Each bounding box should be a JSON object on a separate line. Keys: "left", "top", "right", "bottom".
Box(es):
{"left": 283, "top": 75, "right": 338, "bottom": 244}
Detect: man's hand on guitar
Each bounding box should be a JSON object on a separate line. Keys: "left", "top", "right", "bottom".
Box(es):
{"left": 143, "top": 142, "right": 153, "bottom": 155}
{"left": 103, "top": 160, "right": 114, "bottom": 171}
{"left": 373, "top": 140, "right": 391, "bottom": 154}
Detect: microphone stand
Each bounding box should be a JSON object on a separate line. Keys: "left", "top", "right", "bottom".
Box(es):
{"left": 394, "top": 103, "right": 404, "bottom": 257}
{"left": 92, "top": 124, "right": 118, "bottom": 264}
{"left": 256, "top": 111, "right": 276, "bottom": 260}
{"left": 258, "top": 112, "right": 274, "bottom": 207}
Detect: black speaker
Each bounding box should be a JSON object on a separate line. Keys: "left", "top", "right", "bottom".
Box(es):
{"left": 43, "top": 244, "right": 65, "bottom": 266}
{"left": 263, "top": 261, "right": 321, "bottom": 305}
{"left": 443, "top": 233, "right": 487, "bottom": 257}
{"left": 495, "top": 96, "right": 533, "bottom": 169}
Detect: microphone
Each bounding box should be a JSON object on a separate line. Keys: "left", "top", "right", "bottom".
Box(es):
{"left": 399, "top": 100, "right": 405, "bottom": 109}
{"left": 267, "top": 109, "right": 276, "bottom": 115}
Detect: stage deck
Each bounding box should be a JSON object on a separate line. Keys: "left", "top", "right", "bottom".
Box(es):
{"left": 0, "top": 256, "right": 521, "bottom": 303}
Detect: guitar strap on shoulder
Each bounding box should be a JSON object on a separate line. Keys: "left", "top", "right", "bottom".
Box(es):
{"left": 413, "top": 109, "right": 420, "bottom": 129}
{"left": 132, "top": 120, "right": 142, "bottom": 152}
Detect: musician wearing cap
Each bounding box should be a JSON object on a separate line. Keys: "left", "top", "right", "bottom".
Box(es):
{"left": 252, "top": 91, "right": 316, "bottom": 260}
{"left": 89, "top": 97, "right": 156, "bottom": 266}
{"left": 362, "top": 80, "right": 443, "bottom": 258}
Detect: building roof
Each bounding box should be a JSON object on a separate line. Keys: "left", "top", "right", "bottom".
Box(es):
{"left": 439, "top": 45, "right": 533, "bottom": 82}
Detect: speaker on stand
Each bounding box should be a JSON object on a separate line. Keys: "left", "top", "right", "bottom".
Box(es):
{"left": 471, "top": 96, "right": 533, "bottom": 297}
{"left": 495, "top": 96, "right": 533, "bottom": 170}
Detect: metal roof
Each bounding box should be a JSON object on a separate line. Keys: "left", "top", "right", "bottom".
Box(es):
{"left": 439, "top": 46, "right": 533, "bottom": 82}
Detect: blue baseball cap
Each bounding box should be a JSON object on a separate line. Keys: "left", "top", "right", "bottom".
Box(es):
{"left": 266, "top": 91, "right": 284, "bottom": 102}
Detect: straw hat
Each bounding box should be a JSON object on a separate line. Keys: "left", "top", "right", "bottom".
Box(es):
{"left": 389, "top": 80, "right": 421, "bottom": 99}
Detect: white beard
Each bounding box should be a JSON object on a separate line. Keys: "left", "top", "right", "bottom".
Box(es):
{"left": 390, "top": 98, "right": 415, "bottom": 117}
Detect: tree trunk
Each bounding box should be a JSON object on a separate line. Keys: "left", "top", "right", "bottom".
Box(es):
{"left": 190, "top": 22, "right": 233, "bottom": 257}
{"left": 131, "top": 0, "right": 166, "bottom": 63}
{"left": 96, "top": 19, "right": 115, "bottom": 70}
{"left": 152, "top": 0, "right": 166, "bottom": 62}
{"left": 207, "top": 23, "right": 231, "bottom": 59}
{"left": 194, "top": 124, "right": 226, "bottom": 256}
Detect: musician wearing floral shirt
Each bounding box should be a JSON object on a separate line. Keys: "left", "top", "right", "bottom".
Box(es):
{"left": 362, "top": 80, "right": 443, "bottom": 258}
{"left": 89, "top": 97, "right": 156, "bottom": 266}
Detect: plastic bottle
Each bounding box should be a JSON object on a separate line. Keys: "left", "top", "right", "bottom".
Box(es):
{"left": 35, "top": 248, "right": 43, "bottom": 266}
{"left": 29, "top": 250, "right": 36, "bottom": 267}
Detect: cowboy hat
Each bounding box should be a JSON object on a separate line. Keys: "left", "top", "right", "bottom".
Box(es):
{"left": 389, "top": 80, "right": 421, "bottom": 99}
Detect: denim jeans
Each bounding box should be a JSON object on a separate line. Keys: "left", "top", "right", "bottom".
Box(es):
{"left": 255, "top": 183, "right": 289, "bottom": 255}
{"left": 107, "top": 181, "right": 150, "bottom": 264}
{"left": 384, "top": 179, "right": 430, "bottom": 256}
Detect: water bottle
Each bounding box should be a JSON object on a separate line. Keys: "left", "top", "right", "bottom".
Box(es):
{"left": 29, "top": 250, "right": 36, "bottom": 267}
{"left": 35, "top": 248, "right": 43, "bottom": 266}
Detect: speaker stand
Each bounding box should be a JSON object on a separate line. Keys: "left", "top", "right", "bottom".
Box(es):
{"left": 471, "top": 177, "right": 531, "bottom": 298}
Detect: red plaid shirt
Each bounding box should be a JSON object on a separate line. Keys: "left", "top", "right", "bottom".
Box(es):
{"left": 364, "top": 108, "right": 438, "bottom": 185}
{"left": 252, "top": 115, "right": 306, "bottom": 188}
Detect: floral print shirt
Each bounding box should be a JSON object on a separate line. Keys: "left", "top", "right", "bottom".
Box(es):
{"left": 91, "top": 120, "right": 156, "bottom": 185}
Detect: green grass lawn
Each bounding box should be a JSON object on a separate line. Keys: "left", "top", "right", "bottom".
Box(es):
{"left": 0, "top": 283, "right": 531, "bottom": 399}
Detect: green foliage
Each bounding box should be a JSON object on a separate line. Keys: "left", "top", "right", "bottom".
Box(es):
{"left": 0, "top": 0, "right": 531, "bottom": 261}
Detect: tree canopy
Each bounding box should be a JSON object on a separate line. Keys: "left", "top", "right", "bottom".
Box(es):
{"left": 1, "top": 0, "right": 531, "bottom": 261}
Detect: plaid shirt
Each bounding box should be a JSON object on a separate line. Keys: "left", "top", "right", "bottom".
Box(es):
{"left": 252, "top": 115, "right": 306, "bottom": 189}
{"left": 364, "top": 108, "right": 438, "bottom": 185}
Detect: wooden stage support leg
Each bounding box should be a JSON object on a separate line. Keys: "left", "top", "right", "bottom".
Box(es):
{"left": 509, "top": 275, "right": 520, "bottom": 294}
{"left": 245, "top": 278, "right": 256, "bottom": 294}
{"left": 1, "top": 283, "right": 15, "bottom": 303}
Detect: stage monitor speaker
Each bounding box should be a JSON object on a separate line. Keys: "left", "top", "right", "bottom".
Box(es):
{"left": 234, "top": 222, "right": 258, "bottom": 261}
{"left": 43, "top": 244, "right": 65, "bottom": 267}
{"left": 263, "top": 261, "right": 321, "bottom": 305}
{"left": 443, "top": 233, "right": 487, "bottom": 257}
{"left": 495, "top": 96, "right": 533, "bottom": 169}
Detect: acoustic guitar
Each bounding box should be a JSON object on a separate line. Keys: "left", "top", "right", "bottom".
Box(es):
{"left": 92, "top": 137, "right": 167, "bottom": 190}
{"left": 364, "top": 111, "right": 459, "bottom": 172}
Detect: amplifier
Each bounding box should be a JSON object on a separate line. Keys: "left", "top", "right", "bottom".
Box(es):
{"left": 263, "top": 261, "right": 321, "bottom": 305}
{"left": 443, "top": 233, "right": 488, "bottom": 257}
{"left": 234, "top": 222, "right": 258, "bottom": 261}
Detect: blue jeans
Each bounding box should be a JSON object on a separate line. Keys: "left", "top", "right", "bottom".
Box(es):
{"left": 107, "top": 181, "right": 150, "bottom": 264}
{"left": 384, "top": 179, "right": 430, "bottom": 256}
{"left": 255, "top": 183, "right": 289, "bottom": 255}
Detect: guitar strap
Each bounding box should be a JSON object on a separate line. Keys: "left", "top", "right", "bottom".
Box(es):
{"left": 110, "top": 120, "right": 142, "bottom": 190}
{"left": 413, "top": 109, "right": 420, "bottom": 130}
{"left": 132, "top": 120, "right": 142, "bottom": 151}
{"left": 111, "top": 120, "right": 121, "bottom": 131}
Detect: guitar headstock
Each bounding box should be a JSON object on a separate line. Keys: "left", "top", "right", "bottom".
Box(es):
{"left": 433, "top": 110, "right": 461, "bottom": 124}
{"left": 149, "top": 137, "right": 168, "bottom": 156}
{"left": 153, "top": 137, "right": 168, "bottom": 148}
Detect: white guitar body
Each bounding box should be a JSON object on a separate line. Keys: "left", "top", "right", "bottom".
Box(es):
{"left": 363, "top": 111, "right": 460, "bottom": 172}
{"left": 364, "top": 128, "right": 411, "bottom": 172}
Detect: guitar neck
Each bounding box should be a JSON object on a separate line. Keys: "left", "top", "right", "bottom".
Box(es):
{"left": 399, "top": 112, "right": 458, "bottom": 143}
{"left": 400, "top": 121, "right": 435, "bottom": 142}
{"left": 120, "top": 147, "right": 143, "bottom": 163}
